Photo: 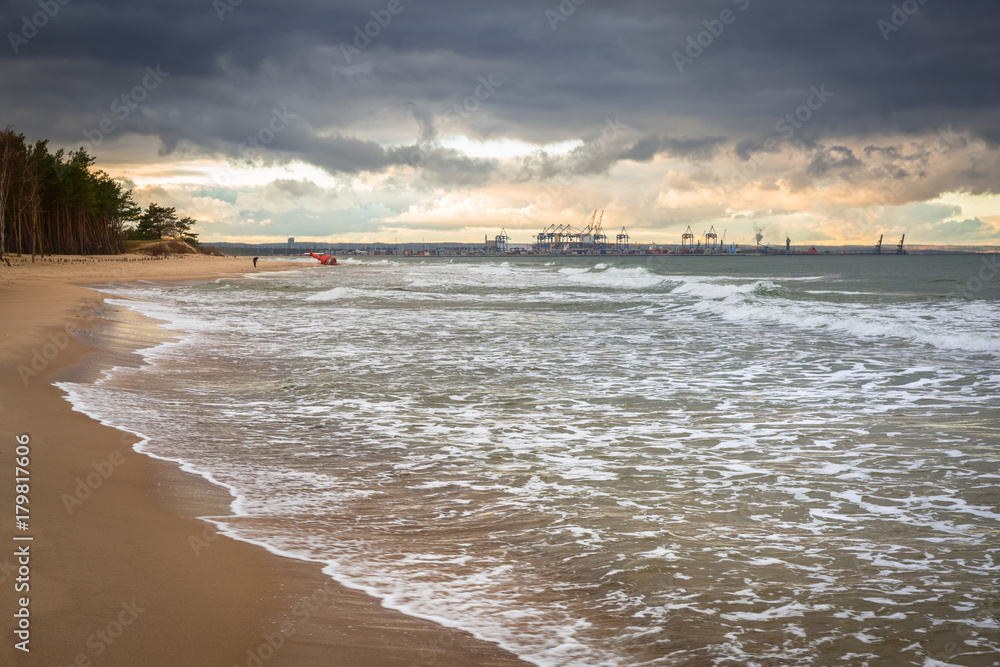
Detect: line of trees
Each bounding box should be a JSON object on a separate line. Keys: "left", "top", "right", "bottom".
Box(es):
{"left": 0, "top": 127, "right": 145, "bottom": 258}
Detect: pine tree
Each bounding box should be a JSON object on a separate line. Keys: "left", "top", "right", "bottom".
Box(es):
{"left": 133, "top": 203, "right": 179, "bottom": 240}
{"left": 177, "top": 216, "right": 199, "bottom": 246}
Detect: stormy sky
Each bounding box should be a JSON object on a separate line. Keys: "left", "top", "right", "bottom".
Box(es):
{"left": 2, "top": 0, "right": 998, "bottom": 245}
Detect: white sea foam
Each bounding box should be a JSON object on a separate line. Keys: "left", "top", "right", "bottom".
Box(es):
{"left": 671, "top": 279, "right": 780, "bottom": 299}
{"left": 564, "top": 266, "right": 668, "bottom": 289}
{"left": 304, "top": 286, "right": 371, "bottom": 301}
{"left": 675, "top": 280, "right": 1000, "bottom": 354}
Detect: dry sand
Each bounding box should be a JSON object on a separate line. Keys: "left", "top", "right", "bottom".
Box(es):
{"left": 0, "top": 254, "right": 527, "bottom": 666}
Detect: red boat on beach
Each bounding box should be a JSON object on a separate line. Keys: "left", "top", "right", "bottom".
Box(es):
{"left": 309, "top": 253, "right": 339, "bottom": 265}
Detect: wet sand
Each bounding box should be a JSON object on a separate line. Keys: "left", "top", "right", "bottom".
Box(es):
{"left": 0, "top": 254, "right": 527, "bottom": 666}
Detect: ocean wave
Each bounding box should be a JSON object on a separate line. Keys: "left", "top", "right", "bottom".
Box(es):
{"left": 670, "top": 279, "right": 781, "bottom": 300}
{"left": 683, "top": 289, "right": 1000, "bottom": 354}
{"left": 562, "top": 266, "right": 669, "bottom": 290}
{"left": 304, "top": 286, "right": 375, "bottom": 301}
{"left": 338, "top": 257, "right": 402, "bottom": 266}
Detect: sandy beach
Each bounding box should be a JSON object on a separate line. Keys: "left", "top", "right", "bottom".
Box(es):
{"left": 0, "top": 254, "right": 527, "bottom": 666}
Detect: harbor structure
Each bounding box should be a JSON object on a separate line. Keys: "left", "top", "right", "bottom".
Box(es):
{"left": 875, "top": 234, "right": 906, "bottom": 255}
{"left": 681, "top": 226, "right": 695, "bottom": 252}
{"left": 485, "top": 229, "right": 510, "bottom": 253}
{"left": 533, "top": 210, "right": 626, "bottom": 253}
{"left": 705, "top": 226, "right": 719, "bottom": 252}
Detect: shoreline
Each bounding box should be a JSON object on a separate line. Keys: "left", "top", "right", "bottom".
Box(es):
{"left": 1, "top": 255, "right": 527, "bottom": 666}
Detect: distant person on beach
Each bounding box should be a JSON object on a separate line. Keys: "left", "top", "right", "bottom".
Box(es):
{"left": 253, "top": 256, "right": 258, "bottom": 267}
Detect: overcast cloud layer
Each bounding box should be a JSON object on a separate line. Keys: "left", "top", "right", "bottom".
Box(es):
{"left": 2, "top": 0, "right": 998, "bottom": 245}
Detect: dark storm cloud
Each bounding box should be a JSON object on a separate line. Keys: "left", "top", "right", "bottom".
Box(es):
{"left": 618, "top": 135, "right": 727, "bottom": 162}
{"left": 262, "top": 127, "right": 498, "bottom": 185}
{"left": 807, "top": 146, "right": 862, "bottom": 177}
{"left": 1, "top": 0, "right": 998, "bottom": 185}
{"left": 269, "top": 178, "right": 326, "bottom": 198}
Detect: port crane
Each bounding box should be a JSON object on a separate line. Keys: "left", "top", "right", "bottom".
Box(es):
{"left": 616, "top": 227, "right": 630, "bottom": 251}
{"left": 681, "top": 226, "right": 695, "bottom": 252}
{"left": 705, "top": 226, "right": 719, "bottom": 252}
{"left": 593, "top": 211, "right": 607, "bottom": 251}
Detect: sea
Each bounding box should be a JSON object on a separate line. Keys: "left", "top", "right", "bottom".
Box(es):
{"left": 59, "top": 255, "right": 1000, "bottom": 666}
